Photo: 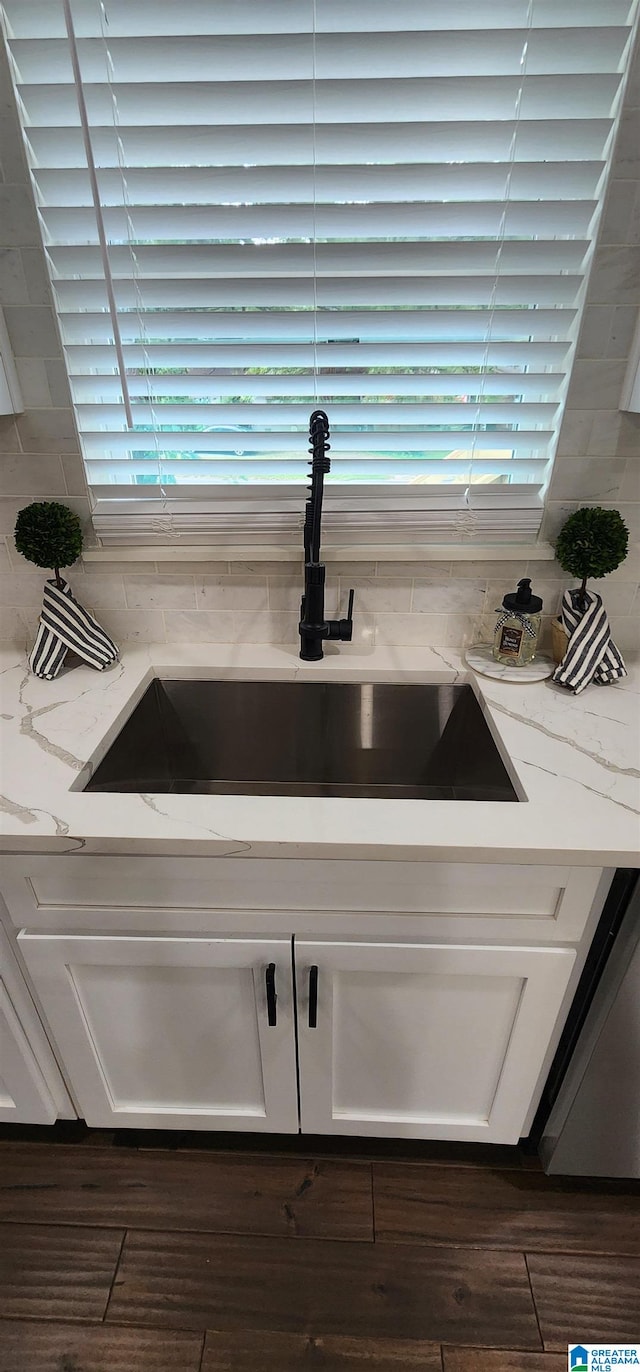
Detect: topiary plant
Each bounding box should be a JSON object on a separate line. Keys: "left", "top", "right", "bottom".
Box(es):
{"left": 555, "top": 506, "right": 629, "bottom": 611}
{"left": 14, "top": 501, "right": 83, "bottom": 589}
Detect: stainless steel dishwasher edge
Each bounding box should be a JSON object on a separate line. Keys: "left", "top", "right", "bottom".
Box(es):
{"left": 539, "top": 871, "right": 640, "bottom": 1178}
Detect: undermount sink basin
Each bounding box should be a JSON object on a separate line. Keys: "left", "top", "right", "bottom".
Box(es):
{"left": 84, "top": 679, "right": 519, "bottom": 801}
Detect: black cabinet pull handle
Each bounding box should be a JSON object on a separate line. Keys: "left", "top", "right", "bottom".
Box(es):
{"left": 265, "top": 963, "right": 277, "bottom": 1027}
{"left": 308, "top": 965, "right": 319, "bottom": 1028}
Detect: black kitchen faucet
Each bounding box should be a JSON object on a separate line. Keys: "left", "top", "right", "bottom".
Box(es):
{"left": 298, "top": 409, "right": 355, "bottom": 661}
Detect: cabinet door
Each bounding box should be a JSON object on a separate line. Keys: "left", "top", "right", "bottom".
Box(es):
{"left": 0, "top": 975, "right": 58, "bottom": 1124}
{"left": 296, "top": 940, "right": 575, "bottom": 1144}
{"left": 18, "top": 934, "right": 298, "bottom": 1132}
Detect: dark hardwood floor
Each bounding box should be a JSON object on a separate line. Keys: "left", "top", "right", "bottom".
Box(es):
{"left": 0, "top": 1133, "right": 638, "bottom": 1371}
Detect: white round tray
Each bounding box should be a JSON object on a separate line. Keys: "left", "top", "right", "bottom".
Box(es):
{"left": 465, "top": 643, "right": 555, "bottom": 683}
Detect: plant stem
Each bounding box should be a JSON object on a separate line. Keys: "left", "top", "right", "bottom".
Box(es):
{"left": 54, "top": 566, "right": 63, "bottom": 589}
{"left": 579, "top": 574, "right": 588, "bottom": 613}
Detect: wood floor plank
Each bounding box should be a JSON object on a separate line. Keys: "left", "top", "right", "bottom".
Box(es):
{"left": 0, "top": 1143, "right": 372, "bottom": 1240}
{"left": 0, "top": 1223, "right": 125, "bottom": 1322}
{"left": 107, "top": 1230, "right": 541, "bottom": 1347}
{"left": 0, "top": 1320, "right": 203, "bottom": 1372}
{"left": 373, "top": 1164, "right": 640, "bottom": 1255}
{"left": 202, "top": 1330, "right": 442, "bottom": 1369}
{"left": 526, "top": 1252, "right": 640, "bottom": 1348}
{"left": 443, "top": 1353, "right": 566, "bottom": 1372}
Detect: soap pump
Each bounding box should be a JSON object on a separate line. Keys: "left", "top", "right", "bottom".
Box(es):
{"left": 492, "top": 577, "right": 543, "bottom": 666}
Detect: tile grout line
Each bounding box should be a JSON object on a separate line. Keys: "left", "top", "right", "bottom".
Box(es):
{"left": 523, "top": 1251, "right": 545, "bottom": 1353}
{"left": 102, "top": 1228, "right": 127, "bottom": 1324}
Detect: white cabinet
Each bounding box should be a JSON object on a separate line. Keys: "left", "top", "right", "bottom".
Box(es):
{"left": 17, "top": 933, "right": 298, "bottom": 1132}
{"left": 0, "top": 923, "right": 73, "bottom": 1124}
{"left": 0, "top": 977, "right": 58, "bottom": 1124}
{"left": 295, "top": 940, "right": 576, "bottom": 1144}
{"left": 2, "top": 853, "right": 605, "bottom": 1143}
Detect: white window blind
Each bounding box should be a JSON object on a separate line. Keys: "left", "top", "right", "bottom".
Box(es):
{"left": 1, "top": 0, "right": 637, "bottom": 542}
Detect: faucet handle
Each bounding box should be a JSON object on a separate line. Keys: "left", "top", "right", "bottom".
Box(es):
{"left": 327, "top": 587, "right": 355, "bottom": 643}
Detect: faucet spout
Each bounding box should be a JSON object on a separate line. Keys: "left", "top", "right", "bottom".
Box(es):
{"left": 299, "top": 410, "right": 355, "bottom": 662}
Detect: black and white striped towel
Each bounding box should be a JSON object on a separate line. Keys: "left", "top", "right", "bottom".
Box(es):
{"left": 29, "top": 577, "right": 119, "bottom": 680}
{"left": 553, "top": 587, "right": 626, "bottom": 695}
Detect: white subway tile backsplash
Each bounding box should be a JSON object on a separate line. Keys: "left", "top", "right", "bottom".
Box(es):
{"left": 196, "top": 576, "right": 269, "bottom": 611}
{"left": 0, "top": 419, "right": 21, "bottom": 455}
{"left": 2, "top": 571, "right": 47, "bottom": 606}
{"left": 44, "top": 360, "right": 74, "bottom": 407}
{"left": 599, "top": 180, "right": 638, "bottom": 245}
{"left": 0, "top": 452, "right": 66, "bottom": 495}
{"left": 620, "top": 460, "right": 640, "bottom": 501}
{"left": 3, "top": 306, "right": 62, "bottom": 358}
{"left": 378, "top": 561, "right": 452, "bottom": 579}
{"left": 124, "top": 574, "right": 195, "bottom": 610}
{"left": 0, "top": 185, "right": 40, "bottom": 247}
{"left": 412, "top": 579, "right": 485, "bottom": 613}
{"left": 548, "top": 456, "right": 626, "bottom": 502}
{"left": 565, "top": 359, "right": 628, "bottom": 410}
{"left": 375, "top": 613, "right": 447, "bottom": 647}
{"left": 576, "top": 306, "right": 613, "bottom": 358}
{"left": 0, "top": 246, "right": 27, "bottom": 306}
{"left": 555, "top": 410, "right": 593, "bottom": 456}
{"left": 0, "top": 604, "right": 38, "bottom": 645}
{"left": 20, "top": 247, "right": 53, "bottom": 306}
{"left": 16, "top": 409, "right": 80, "bottom": 455}
{"left": 609, "top": 614, "right": 640, "bottom": 653}
{"left": 99, "top": 609, "right": 165, "bottom": 643}
{"left": 71, "top": 573, "right": 126, "bottom": 609}
{"left": 589, "top": 246, "right": 640, "bottom": 306}
{"left": 163, "top": 609, "right": 234, "bottom": 642}
{"left": 341, "top": 577, "right": 411, "bottom": 613}
{"left": 233, "top": 611, "right": 299, "bottom": 644}
{"left": 61, "top": 453, "right": 89, "bottom": 498}
{"left": 14, "top": 358, "right": 51, "bottom": 407}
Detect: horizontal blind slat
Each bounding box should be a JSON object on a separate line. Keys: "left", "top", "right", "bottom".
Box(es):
{"left": 76, "top": 400, "right": 559, "bottom": 427}
{"left": 11, "top": 30, "right": 629, "bottom": 83}
{"left": 58, "top": 308, "right": 577, "bottom": 344}
{"left": 17, "top": 75, "right": 622, "bottom": 126}
{"left": 70, "top": 372, "right": 564, "bottom": 401}
{"left": 6, "top": 0, "right": 634, "bottom": 37}
{"left": 63, "top": 341, "right": 571, "bottom": 369}
{"left": 7, "top": 0, "right": 633, "bottom": 39}
{"left": 40, "top": 200, "right": 598, "bottom": 241}
{"left": 53, "top": 276, "right": 583, "bottom": 311}
{"left": 32, "top": 161, "right": 606, "bottom": 206}
{"left": 47, "top": 241, "right": 589, "bottom": 277}
{"left": 82, "top": 429, "right": 553, "bottom": 455}
{"left": 25, "top": 120, "right": 614, "bottom": 166}
{"left": 87, "top": 458, "right": 550, "bottom": 484}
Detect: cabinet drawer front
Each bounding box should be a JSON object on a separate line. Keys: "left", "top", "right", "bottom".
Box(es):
{"left": 1, "top": 856, "right": 602, "bottom": 940}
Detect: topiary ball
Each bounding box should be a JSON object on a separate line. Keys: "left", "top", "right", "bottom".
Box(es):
{"left": 14, "top": 501, "right": 83, "bottom": 572}
{"left": 555, "top": 506, "right": 629, "bottom": 582}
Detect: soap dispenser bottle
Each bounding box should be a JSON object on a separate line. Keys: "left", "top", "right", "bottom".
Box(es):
{"left": 492, "top": 577, "right": 543, "bottom": 665}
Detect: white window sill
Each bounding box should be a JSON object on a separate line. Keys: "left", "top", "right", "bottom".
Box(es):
{"left": 83, "top": 541, "right": 556, "bottom": 564}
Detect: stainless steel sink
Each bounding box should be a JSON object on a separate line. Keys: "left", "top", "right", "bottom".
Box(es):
{"left": 84, "top": 679, "right": 518, "bottom": 801}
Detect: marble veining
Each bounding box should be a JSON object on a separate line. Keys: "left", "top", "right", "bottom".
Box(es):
{"left": 0, "top": 642, "right": 638, "bottom": 865}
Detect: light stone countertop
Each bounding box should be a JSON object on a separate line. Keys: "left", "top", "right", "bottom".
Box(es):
{"left": 0, "top": 641, "right": 638, "bottom": 866}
